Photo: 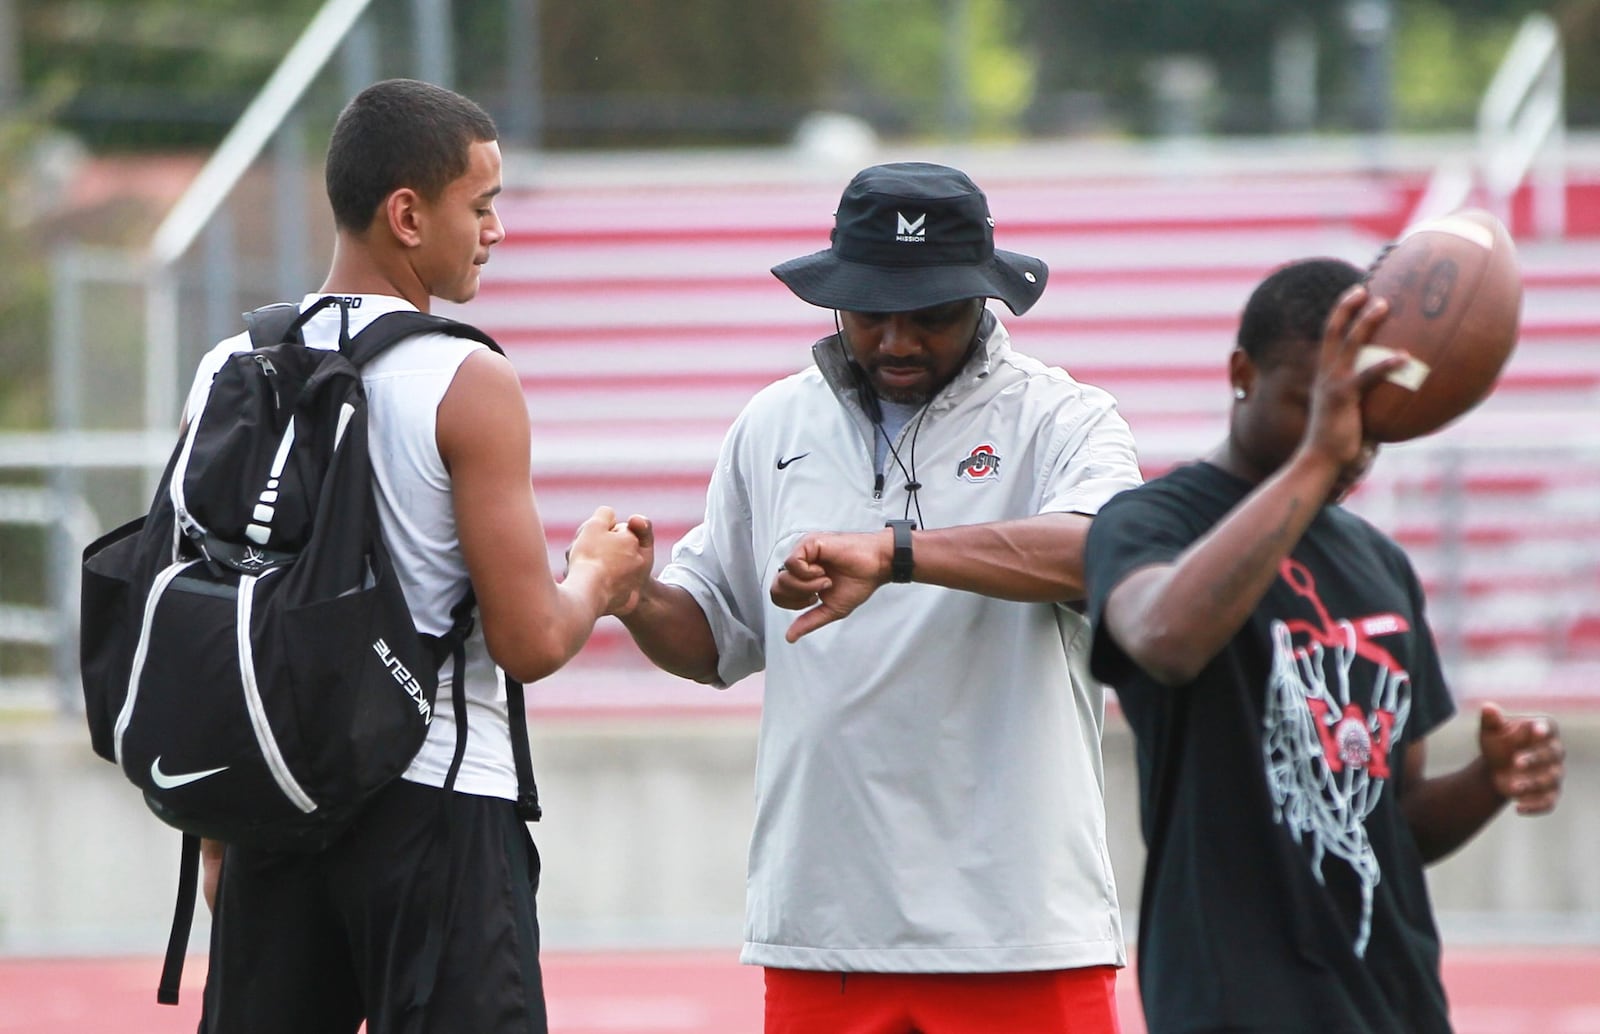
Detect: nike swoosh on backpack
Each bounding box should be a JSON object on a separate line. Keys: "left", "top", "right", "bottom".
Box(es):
{"left": 150, "top": 757, "right": 230, "bottom": 790}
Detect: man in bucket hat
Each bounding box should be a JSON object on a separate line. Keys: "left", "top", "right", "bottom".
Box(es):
{"left": 618, "top": 162, "right": 1141, "bottom": 1032}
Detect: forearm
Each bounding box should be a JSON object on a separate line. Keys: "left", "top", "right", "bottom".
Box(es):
{"left": 618, "top": 579, "right": 722, "bottom": 684}
{"left": 911, "top": 513, "right": 1091, "bottom": 603}
{"left": 542, "top": 566, "right": 622, "bottom": 676}
{"left": 1108, "top": 449, "right": 1339, "bottom": 684}
{"left": 485, "top": 572, "right": 609, "bottom": 684}
{"left": 1402, "top": 758, "right": 1507, "bottom": 863}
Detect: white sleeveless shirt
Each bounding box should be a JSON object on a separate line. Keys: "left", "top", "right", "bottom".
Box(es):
{"left": 183, "top": 293, "right": 516, "bottom": 799}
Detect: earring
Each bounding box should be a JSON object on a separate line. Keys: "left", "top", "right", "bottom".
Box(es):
{"left": 1233, "top": 388, "right": 1247, "bottom": 400}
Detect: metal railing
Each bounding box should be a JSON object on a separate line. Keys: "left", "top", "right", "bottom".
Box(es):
{"left": 1480, "top": 12, "right": 1565, "bottom": 238}
{"left": 1411, "top": 13, "right": 1565, "bottom": 233}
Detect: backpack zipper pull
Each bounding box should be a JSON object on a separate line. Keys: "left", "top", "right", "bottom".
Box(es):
{"left": 252, "top": 355, "right": 280, "bottom": 411}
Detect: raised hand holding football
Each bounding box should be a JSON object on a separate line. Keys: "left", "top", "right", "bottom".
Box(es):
{"left": 1357, "top": 209, "right": 1523, "bottom": 443}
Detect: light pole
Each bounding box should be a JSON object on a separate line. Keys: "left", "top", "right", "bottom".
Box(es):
{"left": 503, "top": 0, "right": 540, "bottom": 152}
{"left": 1346, "top": 0, "right": 1395, "bottom": 135}
{"left": 944, "top": 0, "right": 973, "bottom": 140}
{"left": 0, "top": 0, "right": 18, "bottom": 112}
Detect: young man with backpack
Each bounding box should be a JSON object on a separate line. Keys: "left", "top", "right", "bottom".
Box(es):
{"left": 180, "top": 78, "right": 650, "bottom": 1033}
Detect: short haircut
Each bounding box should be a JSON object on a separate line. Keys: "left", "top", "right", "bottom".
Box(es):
{"left": 1236, "top": 258, "right": 1364, "bottom": 370}
{"left": 325, "top": 79, "right": 498, "bottom": 233}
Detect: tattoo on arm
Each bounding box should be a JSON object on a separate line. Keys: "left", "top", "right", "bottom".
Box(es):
{"left": 1271, "top": 497, "right": 1303, "bottom": 543}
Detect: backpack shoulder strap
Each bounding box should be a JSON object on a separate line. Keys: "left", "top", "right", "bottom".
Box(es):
{"left": 242, "top": 302, "right": 304, "bottom": 349}
{"left": 242, "top": 302, "right": 502, "bottom": 363}
{"left": 344, "top": 311, "right": 505, "bottom": 368}
{"left": 505, "top": 675, "right": 540, "bottom": 821}
{"left": 157, "top": 833, "right": 202, "bottom": 1004}
{"left": 428, "top": 590, "right": 542, "bottom": 823}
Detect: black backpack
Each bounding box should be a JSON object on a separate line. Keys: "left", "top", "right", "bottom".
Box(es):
{"left": 79, "top": 296, "right": 541, "bottom": 1003}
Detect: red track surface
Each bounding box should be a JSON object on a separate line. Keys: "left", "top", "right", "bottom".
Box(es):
{"left": 3, "top": 946, "right": 1597, "bottom": 1033}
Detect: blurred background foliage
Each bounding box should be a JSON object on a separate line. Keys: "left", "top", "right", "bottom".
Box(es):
{"left": 24, "top": 0, "right": 323, "bottom": 149}
{"left": 13, "top": 0, "right": 1600, "bottom": 152}
{"left": 1396, "top": 0, "right": 1525, "bottom": 128}
{"left": 0, "top": 108, "right": 54, "bottom": 429}
{"left": 1016, "top": 0, "right": 1560, "bottom": 131}
{"left": 535, "top": 0, "right": 823, "bottom": 146}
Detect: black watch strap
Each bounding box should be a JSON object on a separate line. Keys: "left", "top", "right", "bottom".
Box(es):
{"left": 886, "top": 519, "right": 916, "bottom": 583}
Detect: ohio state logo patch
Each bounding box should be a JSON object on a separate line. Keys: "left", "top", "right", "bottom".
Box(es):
{"left": 956, "top": 444, "right": 1002, "bottom": 482}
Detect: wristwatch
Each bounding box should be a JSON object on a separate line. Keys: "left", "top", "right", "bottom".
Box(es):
{"left": 885, "top": 519, "right": 916, "bottom": 583}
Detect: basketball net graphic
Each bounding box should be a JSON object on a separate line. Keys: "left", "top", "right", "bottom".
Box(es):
{"left": 1262, "top": 559, "right": 1413, "bottom": 958}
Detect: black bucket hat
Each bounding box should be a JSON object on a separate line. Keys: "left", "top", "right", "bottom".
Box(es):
{"left": 771, "top": 162, "right": 1048, "bottom": 315}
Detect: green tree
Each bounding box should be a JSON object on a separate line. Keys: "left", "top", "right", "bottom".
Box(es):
{"left": 1557, "top": 0, "right": 1600, "bottom": 124}
{"left": 824, "top": 0, "right": 1036, "bottom": 139}
{"left": 1015, "top": 0, "right": 1357, "bottom": 132}
{"left": 1015, "top": 0, "right": 1581, "bottom": 133}
{"left": 20, "top": 0, "right": 321, "bottom": 149}
{"left": 539, "top": 0, "right": 827, "bottom": 147}
{"left": 1395, "top": 0, "right": 1522, "bottom": 129}
{"left": 0, "top": 111, "right": 55, "bottom": 428}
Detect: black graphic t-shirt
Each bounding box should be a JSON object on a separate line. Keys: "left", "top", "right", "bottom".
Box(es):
{"left": 1086, "top": 462, "right": 1456, "bottom": 1034}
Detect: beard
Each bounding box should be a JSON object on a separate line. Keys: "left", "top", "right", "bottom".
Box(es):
{"left": 869, "top": 361, "right": 938, "bottom": 405}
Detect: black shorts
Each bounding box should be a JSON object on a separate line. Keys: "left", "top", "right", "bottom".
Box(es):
{"left": 198, "top": 778, "right": 547, "bottom": 1034}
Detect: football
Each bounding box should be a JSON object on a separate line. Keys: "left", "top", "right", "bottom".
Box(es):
{"left": 1357, "top": 209, "right": 1523, "bottom": 443}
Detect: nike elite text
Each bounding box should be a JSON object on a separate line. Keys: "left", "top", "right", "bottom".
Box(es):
{"left": 373, "top": 638, "right": 432, "bottom": 720}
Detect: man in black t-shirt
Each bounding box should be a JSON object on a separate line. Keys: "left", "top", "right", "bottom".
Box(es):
{"left": 1084, "top": 258, "right": 1566, "bottom": 1033}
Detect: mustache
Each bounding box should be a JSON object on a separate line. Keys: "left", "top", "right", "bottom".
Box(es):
{"left": 869, "top": 359, "right": 934, "bottom": 373}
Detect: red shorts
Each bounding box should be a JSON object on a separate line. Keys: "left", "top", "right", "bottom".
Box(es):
{"left": 763, "top": 965, "right": 1122, "bottom": 1034}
